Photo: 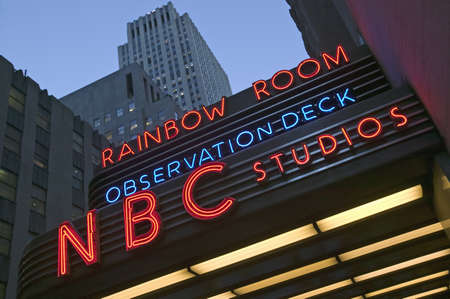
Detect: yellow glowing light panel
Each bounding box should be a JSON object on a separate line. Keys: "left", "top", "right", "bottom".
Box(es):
{"left": 289, "top": 279, "right": 353, "bottom": 299}
{"left": 354, "top": 248, "right": 450, "bottom": 282}
{"left": 102, "top": 268, "right": 195, "bottom": 299}
{"left": 403, "top": 286, "right": 449, "bottom": 299}
{"left": 339, "top": 222, "right": 443, "bottom": 261}
{"left": 234, "top": 257, "right": 338, "bottom": 294}
{"left": 191, "top": 224, "right": 317, "bottom": 274}
{"left": 365, "top": 270, "right": 449, "bottom": 297}
{"left": 207, "top": 291, "right": 236, "bottom": 299}
{"left": 316, "top": 185, "right": 423, "bottom": 232}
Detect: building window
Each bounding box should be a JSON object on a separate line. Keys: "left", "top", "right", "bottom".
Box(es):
{"left": 117, "top": 108, "right": 124, "bottom": 117}
{"left": 0, "top": 168, "right": 17, "bottom": 202}
{"left": 72, "top": 131, "right": 84, "bottom": 154}
{"left": 31, "top": 198, "right": 46, "bottom": 216}
{"left": 32, "top": 184, "right": 46, "bottom": 202}
{"left": 130, "top": 120, "right": 138, "bottom": 131}
{"left": 105, "top": 131, "right": 112, "bottom": 142}
{"left": 126, "top": 73, "right": 134, "bottom": 98}
{"left": 8, "top": 87, "right": 25, "bottom": 113}
{"left": 33, "top": 154, "right": 47, "bottom": 169}
{"left": 128, "top": 102, "right": 136, "bottom": 112}
{"left": 118, "top": 125, "right": 125, "bottom": 135}
{"left": 4, "top": 124, "right": 22, "bottom": 154}
{"left": 72, "top": 166, "right": 83, "bottom": 190}
{"left": 146, "top": 117, "right": 153, "bottom": 127}
{"left": 0, "top": 220, "right": 12, "bottom": 256}
{"left": 93, "top": 118, "right": 101, "bottom": 128}
{"left": 104, "top": 113, "right": 112, "bottom": 123}
{"left": 36, "top": 107, "right": 50, "bottom": 130}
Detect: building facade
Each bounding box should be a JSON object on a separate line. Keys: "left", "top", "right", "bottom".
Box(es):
{"left": 61, "top": 63, "right": 182, "bottom": 146}
{"left": 0, "top": 56, "right": 107, "bottom": 299}
{"left": 286, "top": 0, "right": 364, "bottom": 57}
{"left": 17, "top": 45, "right": 450, "bottom": 298}
{"left": 117, "top": 2, "right": 232, "bottom": 111}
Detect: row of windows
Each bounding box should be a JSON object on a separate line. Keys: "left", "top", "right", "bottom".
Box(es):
{"left": 1, "top": 90, "right": 16, "bottom": 256}
{"left": 93, "top": 102, "right": 136, "bottom": 129}
{"left": 104, "top": 109, "right": 173, "bottom": 142}
{"left": 1, "top": 90, "right": 21, "bottom": 195}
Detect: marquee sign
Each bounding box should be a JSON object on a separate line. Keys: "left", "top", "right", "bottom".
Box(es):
{"left": 57, "top": 45, "right": 409, "bottom": 277}
{"left": 101, "top": 45, "right": 353, "bottom": 204}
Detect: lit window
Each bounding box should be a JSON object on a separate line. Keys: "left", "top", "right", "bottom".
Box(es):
{"left": 146, "top": 117, "right": 153, "bottom": 127}
{"left": 31, "top": 198, "right": 46, "bottom": 215}
{"left": 93, "top": 118, "right": 101, "bottom": 128}
{"left": 129, "top": 102, "right": 136, "bottom": 112}
{"left": 33, "top": 155, "right": 47, "bottom": 169}
{"left": 130, "top": 120, "right": 138, "bottom": 131}
{"left": 117, "top": 108, "right": 124, "bottom": 117}
{"left": 72, "top": 167, "right": 83, "bottom": 190}
{"left": 105, "top": 131, "right": 112, "bottom": 141}
{"left": 105, "top": 113, "right": 112, "bottom": 123}
{"left": 118, "top": 126, "right": 125, "bottom": 135}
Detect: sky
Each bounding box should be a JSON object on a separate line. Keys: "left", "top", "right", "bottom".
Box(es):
{"left": 0, "top": 0, "right": 308, "bottom": 98}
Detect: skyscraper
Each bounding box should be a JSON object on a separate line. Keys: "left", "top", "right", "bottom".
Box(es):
{"left": 118, "top": 2, "right": 232, "bottom": 111}
{"left": 0, "top": 56, "right": 108, "bottom": 299}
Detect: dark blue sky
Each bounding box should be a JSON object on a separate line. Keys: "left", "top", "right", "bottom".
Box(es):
{"left": 0, "top": 0, "right": 308, "bottom": 98}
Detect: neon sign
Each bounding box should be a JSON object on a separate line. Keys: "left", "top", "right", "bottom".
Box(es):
{"left": 104, "top": 87, "right": 357, "bottom": 203}
{"left": 253, "top": 106, "right": 408, "bottom": 181}
{"left": 101, "top": 97, "right": 227, "bottom": 168}
{"left": 58, "top": 105, "right": 409, "bottom": 277}
{"left": 101, "top": 45, "right": 351, "bottom": 169}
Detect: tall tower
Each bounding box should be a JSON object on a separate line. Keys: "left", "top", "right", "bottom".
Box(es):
{"left": 118, "top": 2, "right": 232, "bottom": 111}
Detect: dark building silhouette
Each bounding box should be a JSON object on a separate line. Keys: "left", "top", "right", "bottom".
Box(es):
{"left": 286, "top": 0, "right": 364, "bottom": 57}
{"left": 61, "top": 63, "right": 182, "bottom": 146}
{"left": 0, "top": 56, "right": 108, "bottom": 299}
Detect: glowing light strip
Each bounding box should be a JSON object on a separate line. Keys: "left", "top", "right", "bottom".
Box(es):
{"left": 102, "top": 268, "right": 195, "bottom": 299}
{"left": 317, "top": 185, "right": 423, "bottom": 232}
{"left": 403, "top": 286, "right": 449, "bottom": 299}
{"left": 289, "top": 279, "right": 353, "bottom": 299}
{"left": 339, "top": 223, "right": 443, "bottom": 261}
{"left": 191, "top": 224, "right": 317, "bottom": 274}
{"left": 207, "top": 291, "right": 236, "bottom": 299}
{"left": 234, "top": 258, "right": 337, "bottom": 294}
{"left": 365, "top": 270, "right": 449, "bottom": 297}
{"left": 354, "top": 249, "right": 450, "bottom": 282}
